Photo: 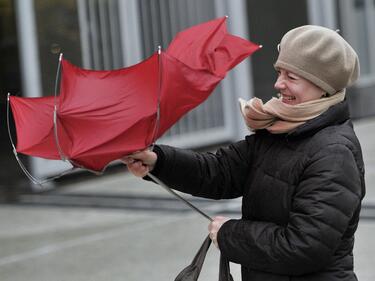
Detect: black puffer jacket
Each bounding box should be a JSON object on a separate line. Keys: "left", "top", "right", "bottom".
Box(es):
{"left": 152, "top": 100, "right": 365, "bottom": 281}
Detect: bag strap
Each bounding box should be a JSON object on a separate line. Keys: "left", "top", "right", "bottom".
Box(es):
{"left": 175, "top": 235, "right": 211, "bottom": 281}
{"left": 174, "top": 235, "right": 233, "bottom": 281}
{"left": 219, "top": 254, "right": 234, "bottom": 281}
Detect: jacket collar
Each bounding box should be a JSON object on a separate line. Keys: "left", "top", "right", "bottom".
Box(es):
{"left": 287, "top": 100, "right": 350, "bottom": 139}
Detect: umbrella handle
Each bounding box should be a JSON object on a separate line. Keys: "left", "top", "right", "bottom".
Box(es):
{"left": 147, "top": 173, "right": 213, "bottom": 222}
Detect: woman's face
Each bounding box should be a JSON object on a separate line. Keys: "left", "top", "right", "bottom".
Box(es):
{"left": 274, "top": 68, "right": 324, "bottom": 105}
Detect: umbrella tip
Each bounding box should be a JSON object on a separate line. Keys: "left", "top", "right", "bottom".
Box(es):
{"left": 259, "top": 45, "right": 263, "bottom": 48}
{"left": 225, "top": 15, "right": 229, "bottom": 18}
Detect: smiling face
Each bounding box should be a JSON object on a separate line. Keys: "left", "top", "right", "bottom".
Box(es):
{"left": 274, "top": 68, "right": 325, "bottom": 105}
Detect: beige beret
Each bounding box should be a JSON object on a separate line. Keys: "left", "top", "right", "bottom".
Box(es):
{"left": 274, "top": 25, "right": 360, "bottom": 95}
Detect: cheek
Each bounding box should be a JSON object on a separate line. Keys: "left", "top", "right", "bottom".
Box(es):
{"left": 305, "top": 89, "right": 323, "bottom": 102}
{"left": 294, "top": 86, "right": 322, "bottom": 103}
{"left": 288, "top": 86, "right": 305, "bottom": 102}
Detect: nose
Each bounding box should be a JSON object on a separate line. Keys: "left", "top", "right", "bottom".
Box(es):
{"left": 274, "top": 75, "right": 286, "bottom": 90}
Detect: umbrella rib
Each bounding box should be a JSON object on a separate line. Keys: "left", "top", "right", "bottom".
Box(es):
{"left": 150, "top": 46, "right": 162, "bottom": 144}
{"left": 7, "top": 93, "right": 42, "bottom": 185}
{"left": 146, "top": 48, "right": 213, "bottom": 222}
{"left": 7, "top": 93, "right": 76, "bottom": 186}
{"left": 53, "top": 53, "right": 70, "bottom": 163}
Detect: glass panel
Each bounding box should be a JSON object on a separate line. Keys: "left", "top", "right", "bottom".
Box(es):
{"left": 0, "top": 0, "right": 25, "bottom": 186}
{"left": 34, "top": 0, "right": 81, "bottom": 96}
{"left": 77, "top": 0, "right": 123, "bottom": 70}
{"left": 137, "top": 0, "right": 225, "bottom": 137}
{"left": 0, "top": 0, "right": 21, "bottom": 95}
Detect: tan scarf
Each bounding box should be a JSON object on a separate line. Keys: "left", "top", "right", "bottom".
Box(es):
{"left": 239, "top": 89, "right": 346, "bottom": 134}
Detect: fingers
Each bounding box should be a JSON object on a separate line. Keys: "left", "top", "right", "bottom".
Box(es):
{"left": 208, "top": 216, "right": 230, "bottom": 249}
{"left": 121, "top": 153, "right": 145, "bottom": 165}
{"left": 121, "top": 149, "right": 158, "bottom": 178}
{"left": 208, "top": 224, "right": 219, "bottom": 248}
{"left": 121, "top": 150, "right": 157, "bottom": 166}
{"left": 121, "top": 157, "right": 134, "bottom": 165}
{"left": 126, "top": 160, "right": 150, "bottom": 177}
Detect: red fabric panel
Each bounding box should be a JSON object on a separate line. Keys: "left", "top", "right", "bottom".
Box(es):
{"left": 57, "top": 54, "right": 159, "bottom": 170}
{"left": 156, "top": 52, "right": 222, "bottom": 138}
{"left": 9, "top": 96, "right": 66, "bottom": 159}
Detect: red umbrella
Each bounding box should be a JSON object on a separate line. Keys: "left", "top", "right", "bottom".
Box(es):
{"left": 8, "top": 16, "right": 261, "bottom": 175}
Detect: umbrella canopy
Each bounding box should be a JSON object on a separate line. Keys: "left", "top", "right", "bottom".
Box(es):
{"left": 9, "top": 16, "right": 261, "bottom": 172}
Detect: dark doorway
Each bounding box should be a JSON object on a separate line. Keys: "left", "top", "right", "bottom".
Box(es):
{"left": 246, "top": 0, "right": 309, "bottom": 101}
{"left": 0, "top": 0, "right": 30, "bottom": 198}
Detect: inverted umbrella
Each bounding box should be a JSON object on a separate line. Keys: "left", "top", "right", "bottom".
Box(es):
{"left": 8, "top": 16, "right": 260, "bottom": 176}
{"left": 7, "top": 17, "right": 261, "bottom": 280}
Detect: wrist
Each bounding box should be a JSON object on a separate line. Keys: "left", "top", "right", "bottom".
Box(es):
{"left": 150, "top": 145, "right": 165, "bottom": 176}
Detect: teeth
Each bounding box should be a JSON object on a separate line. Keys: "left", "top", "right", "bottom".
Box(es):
{"left": 282, "top": 95, "right": 296, "bottom": 100}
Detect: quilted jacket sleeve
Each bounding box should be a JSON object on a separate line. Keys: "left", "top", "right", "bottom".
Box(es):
{"left": 150, "top": 135, "right": 254, "bottom": 199}
{"left": 217, "top": 143, "right": 363, "bottom": 275}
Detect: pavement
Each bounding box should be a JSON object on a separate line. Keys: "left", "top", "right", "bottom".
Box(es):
{"left": 0, "top": 116, "right": 374, "bottom": 281}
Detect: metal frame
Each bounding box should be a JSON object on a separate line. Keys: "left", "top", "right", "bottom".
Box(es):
{"left": 118, "top": 0, "right": 142, "bottom": 67}
{"left": 77, "top": 0, "right": 91, "bottom": 68}
{"left": 363, "top": 0, "right": 375, "bottom": 80}
{"left": 307, "top": 0, "right": 338, "bottom": 29}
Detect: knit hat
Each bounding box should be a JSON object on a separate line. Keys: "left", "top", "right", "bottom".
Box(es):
{"left": 274, "top": 25, "right": 360, "bottom": 95}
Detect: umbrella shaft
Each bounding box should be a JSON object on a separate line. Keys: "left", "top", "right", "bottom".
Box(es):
{"left": 147, "top": 173, "right": 213, "bottom": 222}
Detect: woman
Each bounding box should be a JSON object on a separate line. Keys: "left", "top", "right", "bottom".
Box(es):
{"left": 123, "top": 25, "right": 365, "bottom": 281}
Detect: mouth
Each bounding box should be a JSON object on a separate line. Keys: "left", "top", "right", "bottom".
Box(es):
{"left": 280, "top": 94, "right": 296, "bottom": 103}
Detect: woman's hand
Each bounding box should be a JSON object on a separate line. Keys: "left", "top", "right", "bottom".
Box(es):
{"left": 208, "top": 216, "right": 230, "bottom": 249}
{"left": 121, "top": 149, "right": 158, "bottom": 177}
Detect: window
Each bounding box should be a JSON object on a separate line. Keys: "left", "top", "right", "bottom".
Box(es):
{"left": 339, "top": 0, "right": 375, "bottom": 83}
{"left": 77, "top": 0, "right": 229, "bottom": 146}
{"left": 35, "top": 0, "right": 81, "bottom": 96}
